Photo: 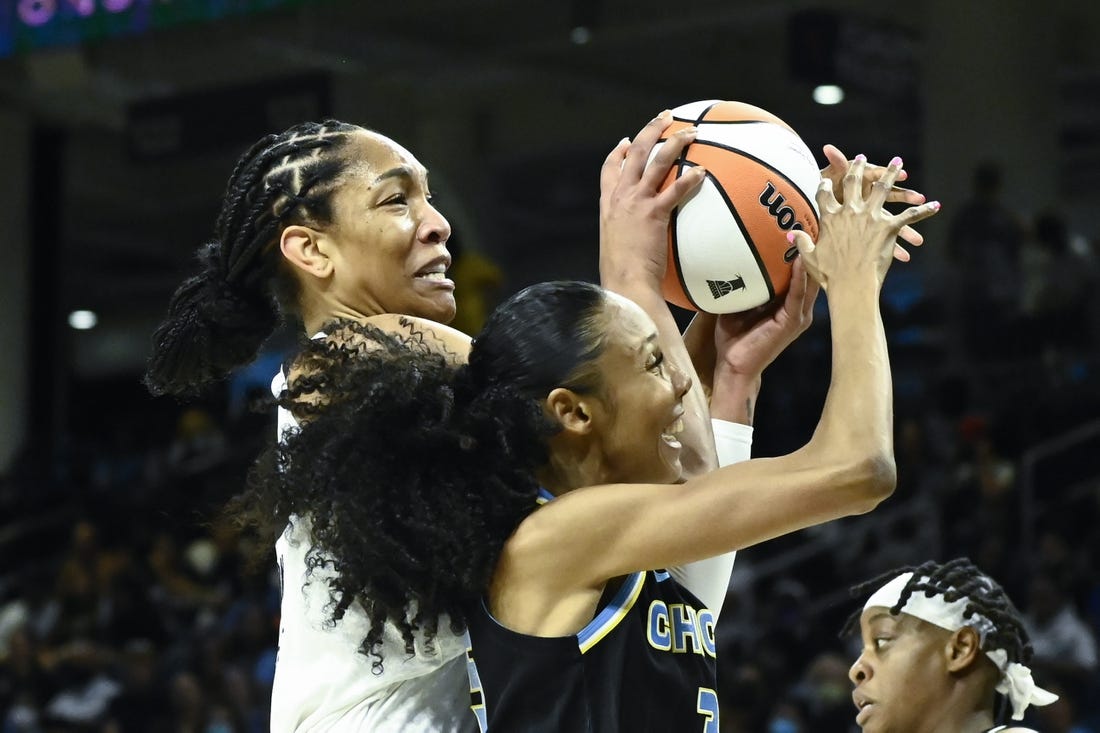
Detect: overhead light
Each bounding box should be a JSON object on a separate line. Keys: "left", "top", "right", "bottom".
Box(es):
{"left": 68, "top": 310, "right": 98, "bottom": 330}
{"left": 570, "top": 26, "right": 592, "bottom": 45}
{"left": 813, "top": 84, "right": 845, "bottom": 105}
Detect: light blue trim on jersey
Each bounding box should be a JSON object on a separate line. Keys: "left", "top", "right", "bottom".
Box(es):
{"left": 654, "top": 570, "right": 671, "bottom": 582}
{"left": 576, "top": 571, "right": 646, "bottom": 653}
{"left": 536, "top": 487, "right": 555, "bottom": 505}
{"left": 463, "top": 631, "right": 489, "bottom": 733}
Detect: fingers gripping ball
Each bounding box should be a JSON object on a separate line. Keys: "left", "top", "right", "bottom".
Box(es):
{"left": 653, "top": 100, "right": 821, "bottom": 314}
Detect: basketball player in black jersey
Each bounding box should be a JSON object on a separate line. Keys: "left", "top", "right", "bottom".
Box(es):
{"left": 249, "top": 142, "right": 941, "bottom": 731}
{"left": 847, "top": 558, "right": 1057, "bottom": 733}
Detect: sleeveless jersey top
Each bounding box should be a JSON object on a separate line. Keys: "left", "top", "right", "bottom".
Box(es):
{"left": 268, "top": 368, "right": 473, "bottom": 733}
{"left": 464, "top": 568, "right": 718, "bottom": 733}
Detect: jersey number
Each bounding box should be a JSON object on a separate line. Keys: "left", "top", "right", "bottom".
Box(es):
{"left": 697, "top": 687, "right": 719, "bottom": 733}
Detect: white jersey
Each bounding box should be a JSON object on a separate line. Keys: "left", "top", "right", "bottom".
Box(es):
{"left": 268, "top": 369, "right": 471, "bottom": 733}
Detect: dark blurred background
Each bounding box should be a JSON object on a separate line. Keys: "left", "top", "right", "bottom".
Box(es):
{"left": 0, "top": 1, "right": 1098, "bottom": 731}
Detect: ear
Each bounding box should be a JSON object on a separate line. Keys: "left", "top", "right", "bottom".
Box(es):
{"left": 280, "top": 225, "right": 333, "bottom": 278}
{"left": 945, "top": 626, "right": 983, "bottom": 673}
{"left": 545, "top": 387, "right": 594, "bottom": 435}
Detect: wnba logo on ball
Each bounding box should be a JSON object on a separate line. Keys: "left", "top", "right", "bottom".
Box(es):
{"left": 759, "top": 182, "right": 804, "bottom": 232}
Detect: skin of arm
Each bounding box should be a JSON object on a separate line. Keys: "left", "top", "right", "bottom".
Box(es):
{"left": 493, "top": 157, "right": 941, "bottom": 637}
{"left": 288, "top": 313, "right": 472, "bottom": 410}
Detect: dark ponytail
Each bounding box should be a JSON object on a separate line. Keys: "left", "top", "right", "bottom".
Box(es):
{"left": 234, "top": 281, "right": 612, "bottom": 670}
{"left": 240, "top": 321, "right": 550, "bottom": 671}
{"left": 144, "top": 119, "right": 362, "bottom": 397}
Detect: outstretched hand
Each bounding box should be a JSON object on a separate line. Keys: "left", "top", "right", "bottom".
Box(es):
{"left": 793, "top": 155, "right": 941, "bottom": 292}
{"left": 820, "top": 144, "right": 927, "bottom": 262}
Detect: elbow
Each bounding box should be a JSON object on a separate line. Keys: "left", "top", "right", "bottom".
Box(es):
{"left": 846, "top": 452, "right": 896, "bottom": 514}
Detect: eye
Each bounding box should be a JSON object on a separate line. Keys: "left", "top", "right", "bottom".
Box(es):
{"left": 382, "top": 193, "right": 408, "bottom": 206}
{"left": 646, "top": 353, "right": 665, "bottom": 375}
{"left": 873, "top": 637, "right": 891, "bottom": 650}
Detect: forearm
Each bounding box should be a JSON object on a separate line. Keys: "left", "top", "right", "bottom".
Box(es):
{"left": 811, "top": 282, "right": 895, "bottom": 477}
{"left": 710, "top": 367, "right": 761, "bottom": 425}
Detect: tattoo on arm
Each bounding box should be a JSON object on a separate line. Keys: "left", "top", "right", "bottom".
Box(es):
{"left": 396, "top": 316, "right": 462, "bottom": 364}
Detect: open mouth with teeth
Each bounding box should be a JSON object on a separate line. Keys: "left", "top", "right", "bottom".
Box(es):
{"left": 415, "top": 268, "right": 448, "bottom": 280}
{"left": 661, "top": 417, "right": 684, "bottom": 447}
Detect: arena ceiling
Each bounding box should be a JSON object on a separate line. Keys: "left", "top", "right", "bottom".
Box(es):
{"left": 1, "top": 0, "right": 1098, "bottom": 377}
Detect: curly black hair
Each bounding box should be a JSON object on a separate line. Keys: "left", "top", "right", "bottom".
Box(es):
{"left": 842, "top": 557, "right": 1033, "bottom": 667}
{"left": 145, "top": 119, "right": 364, "bottom": 397}
{"left": 233, "top": 281, "right": 609, "bottom": 671}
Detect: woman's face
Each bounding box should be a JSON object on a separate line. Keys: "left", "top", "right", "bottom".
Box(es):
{"left": 585, "top": 293, "right": 691, "bottom": 484}
{"left": 322, "top": 131, "right": 455, "bottom": 322}
{"left": 848, "top": 609, "right": 952, "bottom": 733}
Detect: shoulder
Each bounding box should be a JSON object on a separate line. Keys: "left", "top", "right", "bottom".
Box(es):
{"left": 360, "top": 314, "right": 471, "bottom": 362}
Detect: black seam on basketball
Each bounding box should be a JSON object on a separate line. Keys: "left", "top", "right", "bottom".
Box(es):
{"left": 672, "top": 129, "right": 702, "bottom": 311}
{"left": 683, "top": 120, "right": 773, "bottom": 126}
{"left": 685, "top": 161, "right": 776, "bottom": 302}
{"left": 669, "top": 206, "right": 702, "bottom": 312}
{"left": 687, "top": 140, "right": 821, "bottom": 227}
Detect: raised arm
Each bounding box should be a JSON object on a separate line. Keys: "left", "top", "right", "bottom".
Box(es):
{"left": 499, "top": 158, "right": 941, "bottom": 633}
{"left": 598, "top": 111, "right": 716, "bottom": 478}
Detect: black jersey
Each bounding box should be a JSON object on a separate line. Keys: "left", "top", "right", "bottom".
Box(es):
{"left": 464, "top": 569, "right": 718, "bottom": 732}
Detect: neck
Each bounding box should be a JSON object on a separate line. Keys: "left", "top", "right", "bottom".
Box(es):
{"left": 922, "top": 687, "right": 996, "bottom": 733}
{"left": 536, "top": 435, "right": 609, "bottom": 497}
{"left": 300, "top": 293, "right": 384, "bottom": 335}
{"left": 932, "top": 711, "right": 997, "bottom": 733}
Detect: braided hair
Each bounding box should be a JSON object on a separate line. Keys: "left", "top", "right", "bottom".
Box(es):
{"left": 237, "top": 280, "right": 611, "bottom": 671}
{"left": 145, "top": 119, "right": 364, "bottom": 397}
{"left": 842, "top": 557, "right": 1033, "bottom": 667}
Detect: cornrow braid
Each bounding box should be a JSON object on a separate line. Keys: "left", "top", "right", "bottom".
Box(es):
{"left": 841, "top": 557, "right": 1033, "bottom": 667}
{"left": 145, "top": 119, "right": 364, "bottom": 397}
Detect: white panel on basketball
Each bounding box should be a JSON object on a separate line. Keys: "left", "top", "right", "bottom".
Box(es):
{"left": 671, "top": 100, "right": 723, "bottom": 121}
{"left": 675, "top": 171, "right": 771, "bottom": 313}
{"left": 695, "top": 122, "right": 820, "bottom": 210}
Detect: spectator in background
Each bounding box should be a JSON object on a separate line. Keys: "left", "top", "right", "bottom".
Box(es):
{"left": 1033, "top": 681, "right": 1098, "bottom": 733}
{"left": 1020, "top": 210, "right": 1096, "bottom": 362}
{"left": 101, "top": 639, "right": 171, "bottom": 733}
{"left": 947, "top": 160, "right": 1025, "bottom": 361}
{"left": 789, "top": 651, "right": 853, "bottom": 731}
{"left": 1023, "top": 575, "right": 1098, "bottom": 702}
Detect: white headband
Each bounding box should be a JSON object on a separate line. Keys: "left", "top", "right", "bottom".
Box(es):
{"left": 864, "top": 572, "right": 1058, "bottom": 720}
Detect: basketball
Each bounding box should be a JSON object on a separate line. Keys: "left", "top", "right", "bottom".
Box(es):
{"left": 652, "top": 100, "right": 822, "bottom": 314}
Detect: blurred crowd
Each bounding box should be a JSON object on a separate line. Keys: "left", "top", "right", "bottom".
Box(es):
{"left": 1, "top": 162, "right": 1098, "bottom": 732}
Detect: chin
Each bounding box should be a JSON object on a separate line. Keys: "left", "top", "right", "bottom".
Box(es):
{"left": 433, "top": 299, "right": 457, "bottom": 324}
{"left": 412, "top": 298, "right": 456, "bottom": 323}
{"left": 657, "top": 457, "right": 683, "bottom": 484}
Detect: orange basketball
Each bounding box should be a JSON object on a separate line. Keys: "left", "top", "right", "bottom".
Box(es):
{"left": 652, "top": 100, "right": 821, "bottom": 313}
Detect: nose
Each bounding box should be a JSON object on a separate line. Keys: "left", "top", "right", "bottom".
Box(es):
{"left": 670, "top": 363, "right": 692, "bottom": 399}
{"left": 849, "top": 654, "right": 869, "bottom": 684}
{"left": 419, "top": 202, "right": 452, "bottom": 246}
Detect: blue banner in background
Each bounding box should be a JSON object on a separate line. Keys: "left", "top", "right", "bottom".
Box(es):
{"left": 0, "top": 0, "right": 315, "bottom": 58}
